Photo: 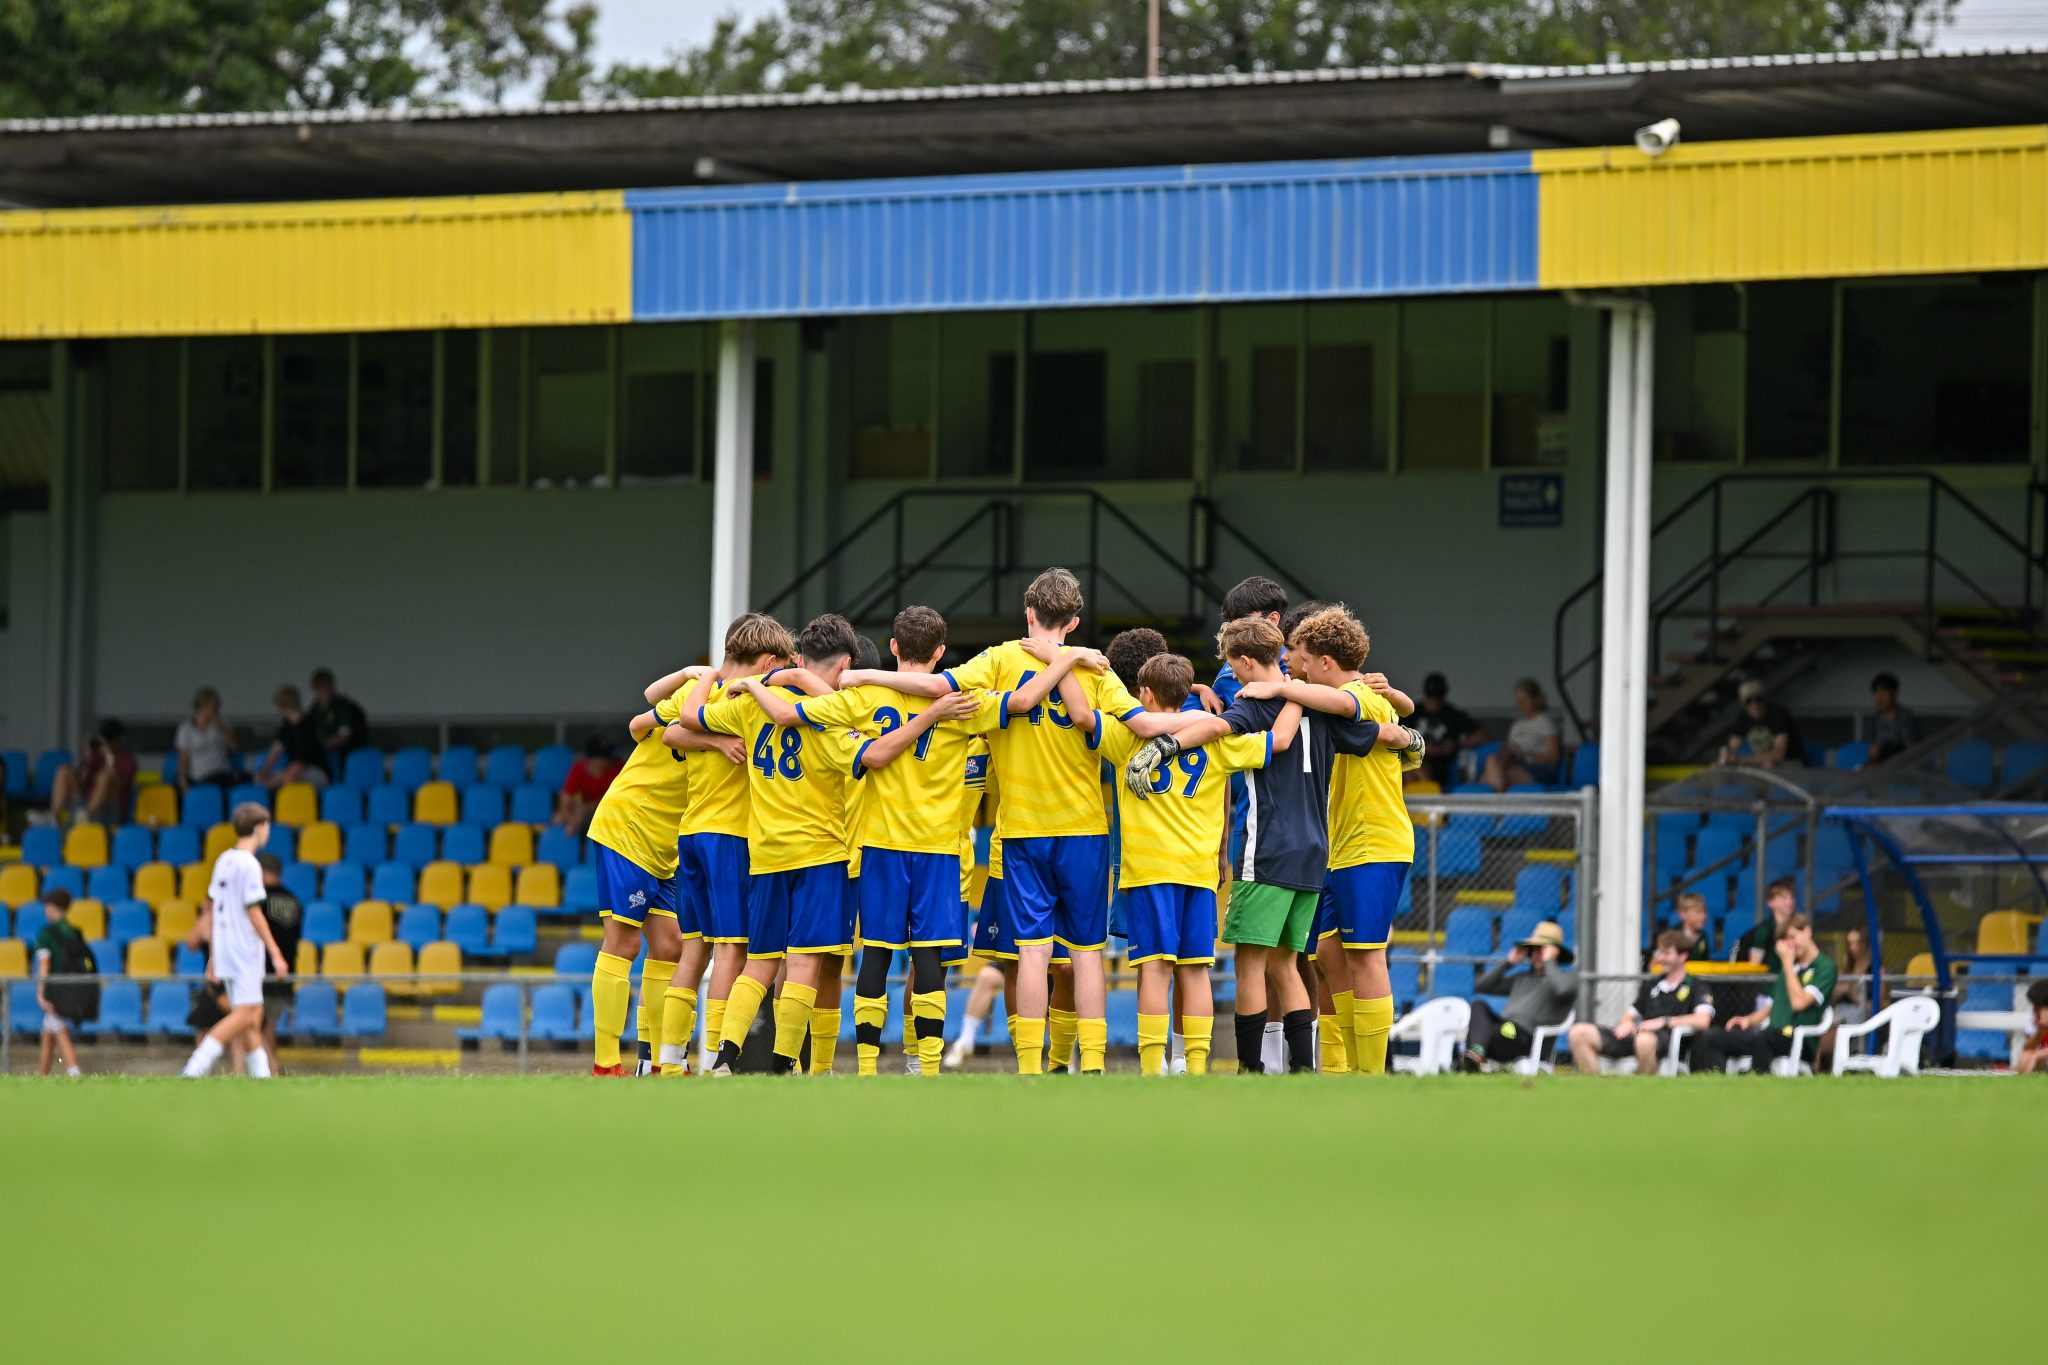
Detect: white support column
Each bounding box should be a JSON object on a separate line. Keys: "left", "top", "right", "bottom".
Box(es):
{"left": 707, "top": 320, "right": 756, "bottom": 661}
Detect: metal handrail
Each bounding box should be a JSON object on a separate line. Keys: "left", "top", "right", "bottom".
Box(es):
{"left": 1186, "top": 496, "right": 1321, "bottom": 612}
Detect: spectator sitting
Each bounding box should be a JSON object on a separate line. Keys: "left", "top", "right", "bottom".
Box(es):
{"left": 1864, "top": 671, "right": 1921, "bottom": 767}
{"left": 1673, "top": 890, "right": 1714, "bottom": 961}
{"left": 175, "top": 687, "right": 239, "bottom": 792}
{"left": 1717, "top": 679, "right": 1804, "bottom": 769}
{"left": 32, "top": 889, "right": 87, "bottom": 1077}
{"left": 44, "top": 718, "right": 137, "bottom": 826}
{"left": 309, "top": 667, "right": 369, "bottom": 772}
{"left": 1481, "top": 677, "right": 1561, "bottom": 790}
{"left": 1830, "top": 926, "right": 1872, "bottom": 1028}
{"left": 1569, "top": 930, "right": 1715, "bottom": 1074}
{"left": 1732, "top": 877, "right": 1798, "bottom": 965}
{"left": 555, "top": 736, "right": 623, "bottom": 835}
{"left": 255, "top": 686, "right": 330, "bottom": 790}
{"left": 2016, "top": 981, "right": 2048, "bottom": 1075}
{"left": 1689, "top": 914, "right": 1837, "bottom": 1074}
{"left": 1409, "top": 672, "right": 1486, "bottom": 788}
{"left": 1463, "top": 921, "right": 1577, "bottom": 1070}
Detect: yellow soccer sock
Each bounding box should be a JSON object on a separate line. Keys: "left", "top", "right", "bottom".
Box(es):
{"left": 719, "top": 976, "right": 768, "bottom": 1055}
{"left": 590, "top": 952, "right": 633, "bottom": 1069}
{"left": 1351, "top": 994, "right": 1395, "bottom": 1075}
{"left": 1047, "top": 1008, "right": 1078, "bottom": 1072}
{"left": 1076, "top": 1017, "right": 1107, "bottom": 1074}
{"left": 1137, "top": 1013, "right": 1170, "bottom": 1077}
{"left": 911, "top": 990, "right": 946, "bottom": 1077}
{"left": 640, "top": 959, "right": 676, "bottom": 1058}
{"left": 1318, "top": 1013, "right": 1351, "bottom": 1074}
{"left": 1183, "top": 1014, "right": 1213, "bottom": 1076}
{"left": 809, "top": 1008, "right": 841, "bottom": 1075}
{"left": 705, "top": 997, "right": 727, "bottom": 1060}
{"left": 661, "top": 986, "right": 699, "bottom": 1072}
{"left": 853, "top": 994, "right": 888, "bottom": 1077}
{"left": 1014, "top": 1017, "right": 1046, "bottom": 1075}
{"left": 1332, "top": 990, "right": 1359, "bottom": 1071}
{"left": 774, "top": 983, "right": 817, "bottom": 1064}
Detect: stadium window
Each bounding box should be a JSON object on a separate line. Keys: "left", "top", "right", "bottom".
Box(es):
{"left": 619, "top": 324, "right": 706, "bottom": 485}
{"left": 1303, "top": 301, "right": 1393, "bottom": 472}
{"left": 1027, "top": 307, "right": 1194, "bottom": 481}
{"left": 440, "top": 331, "right": 480, "bottom": 488}
{"left": 1217, "top": 305, "right": 1301, "bottom": 471}
{"left": 0, "top": 344, "right": 52, "bottom": 502}
{"left": 485, "top": 329, "right": 523, "bottom": 486}
{"left": 1839, "top": 276, "right": 2032, "bottom": 466}
{"left": 696, "top": 357, "right": 776, "bottom": 482}
{"left": 527, "top": 326, "right": 610, "bottom": 487}
{"left": 1490, "top": 297, "right": 1572, "bottom": 468}
{"left": 1652, "top": 286, "right": 1743, "bottom": 463}
{"left": 101, "top": 339, "right": 180, "bottom": 491}
{"left": 355, "top": 332, "right": 435, "bottom": 488}
{"left": 272, "top": 335, "right": 350, "bottom": 490}
{"left": 1399, "top": 298, "right": 1488, "bottom": 471}
{"left": 1020, "top": 319, "right": 1108, "bottom": 479}
{"left": 935, "top": 312, "right": 1018, "bottom": 480}
{"left": 185, "top": 337, "right": 264, "bottom": 491}
{"left": 847, "top": 316, "right": 936, "bottom": 479}
{"left": 1743, "top": 282, "right": 1832, "bottom": 463}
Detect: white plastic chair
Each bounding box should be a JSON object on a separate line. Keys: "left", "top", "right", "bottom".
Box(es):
{"left": 1389, "top": 997, "right": 1469, "bottom": 1076}
{"left": 1513, "top": 1012, "right": 1575, "bottom": 1076}
{"left": 1832, "top": 995, "right": 1939, "bottom": 1077}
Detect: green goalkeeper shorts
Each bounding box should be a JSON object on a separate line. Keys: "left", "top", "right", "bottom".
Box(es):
{"left": 1222, "top": 882, "right": 1320, "bottom": 953}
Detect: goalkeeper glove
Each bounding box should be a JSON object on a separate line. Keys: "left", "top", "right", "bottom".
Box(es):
{"left": 1123, "top": 735, "right": 1181, "bottom": 799}
{"left": 1397, "top": 726, "right": 1426, "bottom": 773}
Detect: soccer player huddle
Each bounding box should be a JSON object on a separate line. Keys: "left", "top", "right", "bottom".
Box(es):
{"left": 583, "top": 567, "right": 1423, "bottom": 1078}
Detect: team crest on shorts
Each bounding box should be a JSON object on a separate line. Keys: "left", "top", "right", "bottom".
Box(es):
{"left": 630, "top": 890, "right": 646, "bottom": 909}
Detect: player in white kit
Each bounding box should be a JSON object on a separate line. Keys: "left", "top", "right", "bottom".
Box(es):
{"left": 181, "top": 803, "right": 291, "bottom": 1078}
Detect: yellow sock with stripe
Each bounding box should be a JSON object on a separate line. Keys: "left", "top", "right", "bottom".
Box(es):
{"left": 719, "top": 976, "right": 768, "bottom": 1055}
{"left": 1137, "top": 1013, "right": 1170, "bottom": 1076}
{"left": 853, "top": 994, "right": 888, "bottom": 1076}
{"left": 1183, "top": 1014, "right": 1213, "bottom": 1075}
{"left": 1047, "top": 1008, "right": 1078, "bottom": 1072}
{"left": 1014, "top": 1016, "right": 1046, "bottom": 1074}
{"left": 640, "top": 959, "right": 676, "bottom": 1063}
{"left": 1331, "top": 990, "right": 1359, "bottom": 1071}
{"left": 773, "top": 983, "right": 816, "bottom": 1064}
{"left": 911, "top": 990, "right": 947, "bottom": 1076}
{"left": 660, "top": 985, "right": 699, "bottom": 1073}
{"left": 809, "top": 1007, "right": 841, "bottom": 1075}
{"left": 1077, "top": 1017, "right": 1107, "bottom": 1074}
{"left": 1350, "top": 994, "right": 1395, "bottom": 1075}
{"left": 590, "top": 952, "right": 633, "bottom": 1069}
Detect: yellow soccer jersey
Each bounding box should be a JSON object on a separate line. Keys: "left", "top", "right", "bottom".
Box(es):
{"left": 959, "top": 739, "right": 989, "bottom": 900}
{"left": 586, "top": 691, "right": 690, "bottom": 878}
{"left": 1327, "top": 678, "right": 1415, "bottom": 867}
{"left": 988, "top": 830, "right": 1005, "bottom": 879}
{"left": 843, "top": 757, "right": 868, "bottom": 878}
{"left": 794, "top": 685, "right": 1006, "bottom": 856}
{"left": 678, "top": 675, "right": 754, "bottom": 839}
{"left": 942, "top": 641, "right": 1144, "bottom": 841}
{"left": 699, "top": 685, "right": 862, "bottom": 875}
{"left": 1097, "top": 717, "right": 1270, "bottom": 890}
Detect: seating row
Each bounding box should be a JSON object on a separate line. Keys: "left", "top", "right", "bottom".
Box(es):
{"left": 8, "top": 978, "right": 386, "bottom": 1040}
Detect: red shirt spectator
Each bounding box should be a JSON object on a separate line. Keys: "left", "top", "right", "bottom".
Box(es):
{"left": 556, "top": 739, "right": 622, "bottom": 835}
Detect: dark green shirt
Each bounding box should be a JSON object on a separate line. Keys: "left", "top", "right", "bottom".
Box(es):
{"left": 1767, "top": 951, "right": 1837, "bottom": 1033}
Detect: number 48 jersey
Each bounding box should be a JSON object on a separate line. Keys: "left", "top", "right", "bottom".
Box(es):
{"left": 1096, "top": 717, "right": 1270, "bottom": 891}
{"left": 698, "top": 684, "right": 865, "bottom": 876}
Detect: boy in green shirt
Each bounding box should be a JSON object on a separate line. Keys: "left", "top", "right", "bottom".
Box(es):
{"left": 1690, "top": 913, "right": 1837, "bottom": 1073}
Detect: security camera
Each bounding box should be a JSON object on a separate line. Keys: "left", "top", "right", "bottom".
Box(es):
{"left": 1634, "top": 118, "right": 1681, "bottom": 158}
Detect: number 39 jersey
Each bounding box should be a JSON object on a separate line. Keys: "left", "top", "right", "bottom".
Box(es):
{"left": 792, "top": 684, "right": 1007, "bottom": 857}
{"left": 1096, "top": 717, "right": 1270, "bottom": 892}
{"left": 699, "top": 684, "right": 864, "bottom": 875}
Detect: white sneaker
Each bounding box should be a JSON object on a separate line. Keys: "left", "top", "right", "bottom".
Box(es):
{"left": 942, "top": 1040, "right": 971, "bottom": 1070}
{"left": 904, "top": 1054, "right": 923, "bottom": 1075}
{"left": 1168, "top": 1056, "right": 1188, "bottom": 1076}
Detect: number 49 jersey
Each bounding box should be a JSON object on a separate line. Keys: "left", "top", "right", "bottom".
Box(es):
{"left": 1096, "top": 717, "right": 1270, "bottom": 891}
{"left": 698, "top": 685, "right": 864, "bottom": 876}
{"left": 792, "top": 684, "right": 1007, "bottom": 857}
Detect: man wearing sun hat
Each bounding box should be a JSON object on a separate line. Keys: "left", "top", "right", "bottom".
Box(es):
{"left": 1462, "top": 920, "right": 1578, "bottom": 1070}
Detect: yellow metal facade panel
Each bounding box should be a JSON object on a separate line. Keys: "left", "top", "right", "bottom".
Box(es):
{"left": 0, "top": 192, "right": 631, "bottom": 338}
{"left": 1536, "top": 126, "right": 2048, "bottom": 288}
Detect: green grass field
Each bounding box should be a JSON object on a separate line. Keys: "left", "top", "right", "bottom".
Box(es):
{"left": 4, "top": 1074, "right": 2038, "bottom": 1360}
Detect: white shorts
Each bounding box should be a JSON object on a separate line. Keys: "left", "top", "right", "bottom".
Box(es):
{"left": 41, "top": 1010, "right": 70, "bottom": 1035}
{"left": 224, "top": 976, "right": 264, "bottom": 1009}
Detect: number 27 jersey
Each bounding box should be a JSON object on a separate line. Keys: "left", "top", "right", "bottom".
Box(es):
{"left": 699, "top": 685, "right": 863, "bottom": 876}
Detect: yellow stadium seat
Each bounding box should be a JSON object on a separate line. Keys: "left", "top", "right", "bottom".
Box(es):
{"left": 347, "top": 900, "right": 395, "bottom": 946}
{"left": 514, "top": 863, "right": 561, "bottom": 909}
{"left": 274, "top": 782, "right": 319, "bottom": 829}
{"left": 178, "top": 862, "right": 210, "bottom": 902}
{"left": 467, "top": 864, "right": 512, "bottom": 912}
{"left": 368, "top": 941, "right": 414, "bottom": 977}
{"left": 0, "top": 940, "right": 26, "bottom": 977}
{"left": 63, "top": 823, "right": 109, "bottom": 868}
{"left": 416, "top": 861, "right": 464, "bottom": 909}
{"left": 156, "top": 899, "right": 199, "bottom": 943}
{"left": 296, "top": 940, "right": 319, "bottom": 977}
{"left": 321, "top": 942, "right": 365, "bottom": 978}
{"left": 126, "top": 937, "right": 171, "bottom": 978}
{"left": 132, "top": 862, "right": 178, "bottom": 907}
{"left": 1407, "top": 779, "right": 1443, "bottom": 797}
{"left": 414, "top": 781, "right": 459, "bottom": 826}
{"left": 0, "top": 864, "right": 37, "bottom": 908}
{"left": 132, "top": 783, "right": 179, "bottom": 828}
{"left": 415, "top": 940, "right": 463, "bottom": 995}
{"left": 1976, "top": 910, "right": 2036, "bottom": 956}
{"left": 487, "top": 823, "right": 535, "bottom": 867}
{"left": 203, "top": 823, "right": 237, "bottom": 866}
{"left": 297, "top": 821, "right": 342, "bottom": 866}
{"left": 67, "top": 898, "right": 107, "bottom": 940}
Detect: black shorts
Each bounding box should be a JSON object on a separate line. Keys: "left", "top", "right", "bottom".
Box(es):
{"left": 1594, "top": 1026, "right": 1682, "bottom": 1060}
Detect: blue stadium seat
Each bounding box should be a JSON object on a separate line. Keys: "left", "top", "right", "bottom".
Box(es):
{"left": 396, "top": 904, "right": 442, "bottom": 952}
{"left": 391, "top": 823, "right": 438, "bottom": 869}
{"left": 440, "top": 823, "right": 487, "bottom": 866}
{"left": 14, "top": 905, "right": 45, "bottom": 939}
{"left": 1496, "top": 802, "right": 1548, "bottom": 837}
{"left": 1498, "top": 905, "right": 1545, "bottom": 947}
{"left": 33, "top": 749, "right": 72, "bottom": 801}
{"left": 438, "top": 745, "right": 480, "bottom": 789}
{"left": 87, "top": 939, "right": 113, "bottom": 972}
{"left": 1513, "top": 865, "right": 1566, "bottom": 915}
{"left": 389, "top": 748, "right": 434, "bottom": 793}
{"left": 302, "top": 901, "right": 345, "bottom": 947}
{"left": 292, "top": 981, "right": 341, "bottom": 1039}
{"left": 1, "top": 749, "right": 28, "bottom": 798}
{"left": 537, "top": 829, "right": 584, "bottom": 873}
{"left": 1434, "top": 819, "right": 1485, "bottom": 878}
{"left": 1763, "top": 831, "right": 1800, "bottom": 878}
{"left": 529, "top": 984, "right": 578, "bottom": 1042}
{"left": 1954, "top": 982, "right": 2016, "bottom": 1061}
{"left": 1692, "top": 824, "right": 1747, "bottom": 870}
{"left": 562, "top": 865, "right": 599, "bottom": 915}
{"left": 180, "top": 784, "right": 226, "bottom": 830}
{"left": 1431, "top": 961, "right": 1476, "bottom": 1000}
{"left": 509, "top": 784, "right": 552, "bottom": 824}
{"left": 156, "top": 825, "right": 200, "bottom": 866}
{"left": 1389, "top": 956, "right": 1423, "bottom": 1008}
{"left": 483, "top": 745, "right": 527, "bottom": 789}
{"left": 227, "top": 782, "right": 268, "bottom": 813}
{"left": 264, "top": 823, "right": 296, "bottom": 864}
{"left": 96, "top": 980, "right": 146, "bottom": 1037}
{"left": 370, "top": 862, "right": 416, "bottom": 904}
{"left": 1441, "top": 907, "right": 1495, "bottom": 957}
{"left": 281, "top": 862, "right": 321, "bottom": 906}
{"left": 344, "top": 822, "right": 387, "bottom": 865}
{"left": 42, "top": 867, "right": 84, "bottom": 900}
{"left": 1568, "top": 743, "right": 1599, "bottom": 788}
{"left": 366, "top": 784, "right": 410, "bottom": 827}
{"left": 461, "top": 784, "right": 507, "bottom": 828}
{"left": 343, "top": 748, "right": 386, "bottom": 792}
{"left": 1830, "top": 740, "right": 1870, "bottom": 770}
{"left": 1812, "top": 822, "right": 1857, "bottom": 880}
{"left": 342, "top": 983, "right": 387, "bottom": 1037}
{"left": 9, "top": 980, "right": 41, "bottom": 1034}
{"left": 110, "top": 825, "right": 155, "bottom": 871}
{"left": 174, "top": 944, "right": 208, "bottom": 975}
{"left": 86, "top": 866, "right": 130, "bottom": 903}
{"left": 146, "top": 981, "right": 194, "bottom": 1037}
{"left": 322, "top": 861, "right": 368, "bottom": 906}
{"left": 554, "top": 941, "right": 599, "bottom": 978}
{"left": 443, "top": 904, "right": 492, "bottom": 957}
{"left": 1557, "top": 908, "right": 1576, "bottom": 947}
{"left": 531, "top": 744, "right": 574, "bottom": 792}
{"left": 1104, "top": 991, "right": 1139, "bottom": 1047}
{"left": 321, "top": 785, "right": 365, "bottom": 825}
{"left": 458, "top": 983, "right": 526, "bottom": 1043}
{"left": 2004, "top": 741, "right": 2048, "bottom": 789}
{"left": 491, "top": 905, "right": 538, "bottom": 959}
{"left": 21, "top": 827, "right": 61, "bottom": 869}
{"left": 106, "top": 900, "right": 153, "bottom": 946}
{"left": 1945, "top": 740, "right": 1994, "bottom": 790}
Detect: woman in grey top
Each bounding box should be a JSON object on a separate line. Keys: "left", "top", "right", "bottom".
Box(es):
{"left": 176, "top": 686, "right": 239, "bottom": 791}
{"left": 1483, "top": 677, "right": 1562, "bottom": 789}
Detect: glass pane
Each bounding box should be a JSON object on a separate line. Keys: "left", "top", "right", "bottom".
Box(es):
{"left": 1303, "top": 301, "right": 1394, "bottom": 471}
{"left": 0, "top": 343, "right": 52, "bottom": 496}
{"left": 356, "top": 332, "right": 434, "bottom": 488}
{"left": 1217, "top": 304, "right": 1300, "bottom": 471}
{"left": 487, "top": 329, "right": 522, "bottom": 486}
{"left": 186, "top": 337, "right": 264, "bottom": 490}
{"left": 272, "top": 336, "right": 349, "bottom": 490}
{"left": 529, "top": 326, "right": 609, "bottom": 487}
{"left": 1745, "top": 283, "right": 1832, "bottom": 463}
{"left": 1840, "top": 277, "right": 2031, "bottom": 466}
{"left": 847, "top": 315, "right": 934, "bottom": 479}
{"left": 753, "top": 358, "right": 774, "bottom": 480}
{"left": 1491, "top": 296, "right": 1572, "bottom": 468}
{"left": 619, "top": 324, "right": 703, "bottom": 485}
{"left": 1400, "top": 299, "right": 1487, "bottom": 471}
{"left": 103, "top": 340, "right": 180, "bottom": 491}
{"left": 441, "top": 331, "right": 479, "bottom": 488}
{"left": 1653, "top": 286, "right": 1742, "bottom": 463}
{"left": 936, "top": 312, "right": 1017, "bottom": 480}
{"left": 1026, "top": 307, "right": 1195, "bottom": 480}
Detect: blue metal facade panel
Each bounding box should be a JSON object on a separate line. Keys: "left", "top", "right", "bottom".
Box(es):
{"left": 627, "top": 152, "right": 1537, "bottom": 319}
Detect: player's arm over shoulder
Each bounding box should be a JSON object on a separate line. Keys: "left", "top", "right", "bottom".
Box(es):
{"left": 1209, "top": 730, "right": 1273, "bottom": 773}
{"left": 694, "top": 691, "right": 754, "bottom": 738}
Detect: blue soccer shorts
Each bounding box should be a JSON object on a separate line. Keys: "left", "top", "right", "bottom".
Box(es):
{"left": 1002, "top": 834, "right": 1110, "bottom": 951}
{"left": 676, "top": 831, "right": 751, "bottom": 944}
{"left": 747, "top": 861, "right": 853, "bottom": 959}
{"left": 943, "top": 900, "right": 972, "bottom": 967}
{"left": 857, "top": 848, "right": 961, "bottom": 950}
{"left": 971, "top": 877, "right": 1068, "bottom": 963}
{"left": 1325, "top": 861, "right": 1411, "bottom": 950}
{"left": 593, "top": 843, "right": 676, "bottom": 928}
{"left": 1123, "top": 883, "right": 1218, "bottom": 966}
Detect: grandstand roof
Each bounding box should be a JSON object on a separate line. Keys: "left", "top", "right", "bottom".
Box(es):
{"left": 3, "top": 46, "right": 2048, "bottom": 207}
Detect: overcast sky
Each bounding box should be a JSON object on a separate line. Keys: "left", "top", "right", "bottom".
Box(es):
{"left": 587, "top": 0, "right": 2048, "bottom": 71}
